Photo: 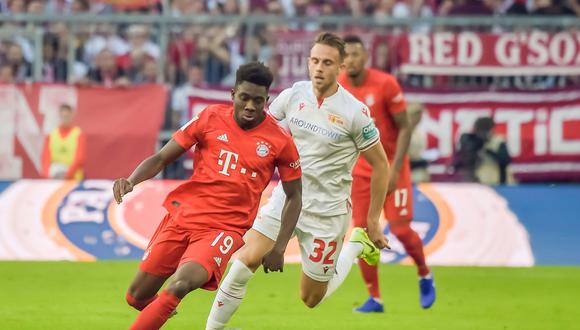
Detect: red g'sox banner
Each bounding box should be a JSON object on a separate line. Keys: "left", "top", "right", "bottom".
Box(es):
{"left": 399, "top": 31, "right": 580, "bottom": 76}
{"left": 0, "top": 84, "right": 167, "bottom": 179}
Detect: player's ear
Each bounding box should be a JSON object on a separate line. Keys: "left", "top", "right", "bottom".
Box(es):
{"left": 231, "top": 88, "right": 235, "bottom": 100}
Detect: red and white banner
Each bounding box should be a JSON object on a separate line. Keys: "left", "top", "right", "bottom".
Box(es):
{"left": 0, "top": 84, "right": 167, "bottom": 179}
{"left": 186, "top": 87, "right": 580, "bottom": 181}
{"left": 408, "top": 89, "right": 580, "bottom": 180}
{"left": 399, "top": 31, "right": 580, "bottom": 76}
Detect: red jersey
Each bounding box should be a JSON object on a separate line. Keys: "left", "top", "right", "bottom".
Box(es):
{"left": 164, "top": 104, "right": 301, "bottom": 235}
{"left": 338, "top": 68, "right": 407, "bottom": 178}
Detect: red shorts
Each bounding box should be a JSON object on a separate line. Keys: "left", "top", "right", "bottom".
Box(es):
{"left": 139, "top": 212, "right": 244, "bottom": 291}
{"left": 351, "top": 161, "right": 413, "bottom": 227}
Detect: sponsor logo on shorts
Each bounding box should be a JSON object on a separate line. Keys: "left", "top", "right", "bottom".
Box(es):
{"left": 323, "top": 266, "right": 330, "bottom": 274}
{"left": 213, "top": 256, "right": 222, "bottom": 266}
{"left": 217, "top": 301, "right": 224, "bottom": 307}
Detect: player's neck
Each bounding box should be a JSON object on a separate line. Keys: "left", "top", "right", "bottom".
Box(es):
{"left": 313, "top": 82, "right": 339, "bottom": 100}
{"left": 349, "top": 70, "right": 367, "bottom": 87}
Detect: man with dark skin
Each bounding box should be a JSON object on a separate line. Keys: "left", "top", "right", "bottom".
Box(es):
{"left": 339, "top": 35, "right": 436, "bottom": 312}
{"left": 114, "top": 62, "right": 303, "bottom": 330}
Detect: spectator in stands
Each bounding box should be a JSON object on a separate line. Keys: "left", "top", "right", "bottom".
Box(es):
{"left": 170, "top": 0, "right": 206, "bottom": 16}
{"left": 41, "top": 103, "right": 86, "bottom": 180}
{"left": 452, "top": 117, "right": 513, "bottom": 184}
{"left": 532, "top": 0, "right": 577, "bottom": 15}
{"left": 167, "top": 25, "right": 199, "bottom": 85}
{"left": 5, "top": 43, "right": 31, "bottom": 83}
{"left": 0, "top": 63, "right": 15, "bottom": 83}
{"left": 84, "top": 23, "right": 129, "bottom": 65}
{"left": 504, "top": 0, "right": 529, "bottom": 14}
{"left": 171, "top": 63, "right": 208, "bottom": 127}
{"left": 131, "top": 58, "right": 158, "bottom": 84}
{"left": 7, "top": 0, "right": 25, "bottom": 13}
{"left": 70, "top": 0, "right": 91, "bottom": 13}
{"left": 26, "top": 0, "right": 44, "bottom": 14}
{"left": 118, "top": 24, "right": 160, "bottom": 69}
{"left": 447, "top": 0, "right": 495, "bottom": 15}
{"left": 86, "top": 48, "right": 129, "bottom": 87}
{"left": 42, "top": 33, "right": 68, "bottom": 83}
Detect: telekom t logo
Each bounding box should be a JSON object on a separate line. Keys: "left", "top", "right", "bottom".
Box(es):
{"left": 217, "top": 149, "right": 239, "bottom": 176}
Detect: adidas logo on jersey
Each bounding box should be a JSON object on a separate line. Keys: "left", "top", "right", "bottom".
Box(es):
{"left": 217, "top": 133, "right": 229, "bottom": 142}
{"left": 213, "top": 256, "right": 222, "bottom": 266}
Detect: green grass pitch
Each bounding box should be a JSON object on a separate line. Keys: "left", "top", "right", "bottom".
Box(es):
{"left": 0, "top": 262, "right": 578, "bottom": 329}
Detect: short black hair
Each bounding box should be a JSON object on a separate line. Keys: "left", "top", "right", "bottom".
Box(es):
{"left": 343, "top": 34, "right": 365, "bottom": 47}
{"left": 235, "top": 62, "right": 273, "bottom": 89}
{"left": 474, "top": 117, "right": 495, "bottom": 133}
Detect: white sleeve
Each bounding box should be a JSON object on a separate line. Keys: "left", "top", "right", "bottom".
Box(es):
{"left": 267, "top": 88, "right": 292, "bottom": 121}
{"left": 351, "top": 104, "right": 380, "bottom": 151}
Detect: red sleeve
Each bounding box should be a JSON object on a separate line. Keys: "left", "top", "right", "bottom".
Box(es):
{"left": 172, "top": 107, "right": 211, "bottom": 150}
{"left": 41, "top": 135, "right": 51, "bottom": 178}
{"left": 276, "top": 137, "right": 302, "bottom": 182}
{"left": 385, "top": 75, "right": 407, "bottom": 115}
{"left": 65, "top": 130, "right": 86, "bottom": 179}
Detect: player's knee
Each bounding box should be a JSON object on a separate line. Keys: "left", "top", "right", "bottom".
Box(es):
{"left": 167, "top": 278, "right": 198, "bottom": 298}
{"left": 300, "top": 291, "right": 323, "bottom": 309}
{"left": 127, "top": 285, "right": 147, "bottom": 302}
{"left": 390, "top": 221, "right": 412, "bottom": 238}
{"left": 237, "top": 249, "right": 263, "bottom": 272}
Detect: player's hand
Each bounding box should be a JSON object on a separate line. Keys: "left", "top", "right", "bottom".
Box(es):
{"left": 262, "top": 248, "right": 285, "bottom": 273}
{"left": 387, "top": 171, "right": 400, "bottom": 195}
{"left": 113, "top": 178, "right": 134, "bottom": 204}
{"left": 367, "top": 223, "right": 390, "bottom": 250}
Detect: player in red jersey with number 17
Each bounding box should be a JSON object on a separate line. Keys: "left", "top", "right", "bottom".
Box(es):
{"left": 338, "top": 35, "right": 436, "bottom": 312}
{"left": 112, "top": 62, "right": 302, "bottom": 330}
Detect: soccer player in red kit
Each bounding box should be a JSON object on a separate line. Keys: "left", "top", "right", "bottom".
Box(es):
{"left": 338, "top": 35, "right": 436, "bottom": 312}
{"left": 112, "top": 62, "right": 302, "bottom": 330}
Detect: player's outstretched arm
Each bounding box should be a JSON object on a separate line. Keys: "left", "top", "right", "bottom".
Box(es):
{"left": 262, "top": 178, "right": 302, "bottom": 273}
{"left": 361, "top": 143, "right": 391, "bottom": 250}
{"left": 112, "top": 139, "right": 186, "bottom": 204}
{"left": 389, "top": 111, "right": 412, "bottom": 193}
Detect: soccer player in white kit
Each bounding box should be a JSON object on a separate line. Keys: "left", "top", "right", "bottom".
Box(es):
{"left": 206, "top": 33, "right": 391, "bottom": 330}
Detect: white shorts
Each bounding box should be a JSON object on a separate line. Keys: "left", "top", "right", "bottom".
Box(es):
{"left": 252, "top": 209, "right": 351, "bottom": 282}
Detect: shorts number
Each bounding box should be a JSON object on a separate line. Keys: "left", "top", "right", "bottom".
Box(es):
{"left": 394, "top": 188, "right": 408, "bottom": 208}
{"left": 211, "top": 231, "right": 234, "bottom": 255}
{"left": 308, "top": 239, "right": 338, "bottom": 265}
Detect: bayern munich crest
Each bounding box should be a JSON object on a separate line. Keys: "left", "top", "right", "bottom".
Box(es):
{"left": 256, "top": 141, "right": 270, "bottom": 157}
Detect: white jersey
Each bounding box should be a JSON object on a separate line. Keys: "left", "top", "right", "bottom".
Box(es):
{"left": 262, "top": 81, "right": 380, "bottom": 217}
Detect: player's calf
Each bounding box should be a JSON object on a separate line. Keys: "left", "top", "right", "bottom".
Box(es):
{"left": 300, "top": 273, "right": 328, "bottom": 308}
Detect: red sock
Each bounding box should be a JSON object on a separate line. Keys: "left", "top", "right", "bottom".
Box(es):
{"left": 129, "top": 290, "right": 180, "bottom": 330}
{"left": 358, "top": 260, "right": 381, "bottom": 299}
{"left": 126, "top": 292, "right": 159, "bottom": 311}
{"left": 391, "top": 222, "right": 430, "bottom": 277}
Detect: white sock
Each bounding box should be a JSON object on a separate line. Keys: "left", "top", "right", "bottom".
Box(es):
{"left": 322, "top": 242, "right": 363, "bottom": 302}
{"left": 205, "top": 260, "right": 254, "bottom": 330}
